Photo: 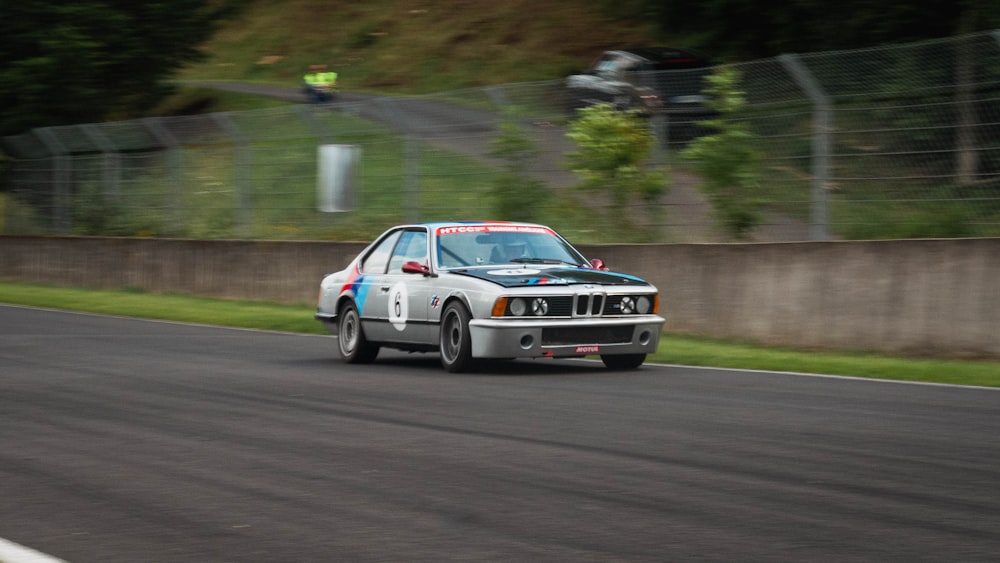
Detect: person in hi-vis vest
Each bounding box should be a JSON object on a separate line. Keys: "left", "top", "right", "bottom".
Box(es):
{"left": 303, "top": 64, "right": 338, "bottom": 102}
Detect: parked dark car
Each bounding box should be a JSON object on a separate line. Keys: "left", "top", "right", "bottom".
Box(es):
{"left": 566, "top": 47, "right": 715, "bottom": 139}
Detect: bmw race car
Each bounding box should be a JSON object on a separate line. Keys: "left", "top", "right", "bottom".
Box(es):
{"left": 316, "top": 222, "right": 665, "bottom": 372}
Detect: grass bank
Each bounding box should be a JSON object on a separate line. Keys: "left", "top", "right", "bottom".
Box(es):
{"left": 178, "top": 0, "right": 660, "bottom": 95}
{"left": 2, "top": 282, "right": 996, "bottom": 387}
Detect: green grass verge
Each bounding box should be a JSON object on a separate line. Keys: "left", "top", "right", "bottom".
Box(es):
{"left": 0, "top": 282, "right": 322, "bottom": 335}
{"left": 2, "top": 281, "right": 997, "bottom": 387}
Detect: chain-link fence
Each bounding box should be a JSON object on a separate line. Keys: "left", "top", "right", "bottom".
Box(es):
{"left": 3, "top": 31, "right": 999, "bottom": 243}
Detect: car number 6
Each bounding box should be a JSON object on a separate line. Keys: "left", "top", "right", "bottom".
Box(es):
{"left": 389, "top": 282, "right": 408, "bottom": 331}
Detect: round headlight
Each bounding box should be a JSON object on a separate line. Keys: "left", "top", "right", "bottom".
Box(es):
{"left": 531, "top": 297, "right": 549, "bottom": 316}
{"left": 509, "top": 297, "right": 526, "bottom": 316}
{"left": 636, "top": 296, "right": 651, "bottom": 314}
{"left": 620, "top": 296, "right": 635, "bottom": 314}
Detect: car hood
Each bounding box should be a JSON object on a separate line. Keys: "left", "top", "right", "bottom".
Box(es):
{"left": 448, "top": 266, "right": 650, "bottom": 288}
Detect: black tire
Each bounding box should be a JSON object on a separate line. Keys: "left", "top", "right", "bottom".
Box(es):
{"left": 601, "top": 353, "right": 646, "bottom": 370}
{"left": 338, "top": 301, "right": 379, "bottom": 364}
{"left": 439, "top": 301, "right": 475, "bottom": 373}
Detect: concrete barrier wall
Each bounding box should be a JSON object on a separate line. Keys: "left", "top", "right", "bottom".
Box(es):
{"left": 584, "top": 239, "right": 999, "bottom": 358}
{"left": 2, "top": 236, "right": 997, "bottom": 358}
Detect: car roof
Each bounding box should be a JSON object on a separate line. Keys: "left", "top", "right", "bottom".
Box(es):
{"left": 418, "top": 220, "right": 551, "bottom": 230}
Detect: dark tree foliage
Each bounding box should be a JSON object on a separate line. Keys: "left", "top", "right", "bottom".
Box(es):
{"left": 0, "top": 0, "right": 242, "bottom": 135}
{"left": 619, "top": 0, "right": 1000, "bottom": 59}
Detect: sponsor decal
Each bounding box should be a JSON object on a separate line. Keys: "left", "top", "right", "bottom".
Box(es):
{"left": 341, "top": 265, "right": 371, "bottom": 313}
{"left": 575, "top": 345, "right": 601, "bottom": 354}
{"left": 388, "top": 282, "right": 408, "bottom": 331}
{"left": 436, "top": 224, "right": 555, "bottom": 236}
{"left": 339, "top": 264, "right": 362, "bottom": 294}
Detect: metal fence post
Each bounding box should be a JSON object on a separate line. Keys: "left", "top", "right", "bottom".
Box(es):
{"left": 778, "top": 54, "right": 831, "bottom": 241}
{"left": 213, "top": 112, "right": 253, "bottom": 236}
{"left": 33, "top": 127, "right": 71, "bottom": 234}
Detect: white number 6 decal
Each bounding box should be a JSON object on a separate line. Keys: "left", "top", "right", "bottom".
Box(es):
{"left": 388, "top": 282, "right": 408, "bottom": 331}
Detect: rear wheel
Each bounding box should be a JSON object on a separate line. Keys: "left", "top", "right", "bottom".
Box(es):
{"left": 440, "top": 301, "right": 475, "bottom": 373}
{"left": 601, "top": 353, "right": 646, "bottom": 370}
{"left": 338, "top": 301, "right": 379, "bottom": 364}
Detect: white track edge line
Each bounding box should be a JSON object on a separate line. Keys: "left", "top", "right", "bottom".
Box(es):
{"left": 0, "top": 537, "right": 68, "bottom": 563}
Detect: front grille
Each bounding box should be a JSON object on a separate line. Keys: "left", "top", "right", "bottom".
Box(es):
{"left": 541, "top": 325, "right": 634, "bottom": 346}
{"left": 544, "top": 296, "right": 573, "bottom": 317}
{"left": 575, "top": 294, "right": 606, "bottom": 317}
{"left": 603, "top": 295, "right": 624, "bottom": 315}
{"left": 591, "top": 294, "right": 604, "bottom": 315}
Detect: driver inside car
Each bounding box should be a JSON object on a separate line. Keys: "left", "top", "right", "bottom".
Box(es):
{"left": 491, "top": 240, "right": 528, "bottom": 263}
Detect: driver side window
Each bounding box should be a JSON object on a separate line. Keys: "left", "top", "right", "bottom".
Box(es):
{"left": 387, "top": 230, "right": 428, "bottom": 273}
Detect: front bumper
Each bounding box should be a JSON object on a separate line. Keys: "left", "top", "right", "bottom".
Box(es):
{"left": 468, "top": 315, "right": 665, "bottom": 359}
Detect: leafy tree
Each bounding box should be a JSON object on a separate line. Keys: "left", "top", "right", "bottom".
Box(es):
{"left": 566, "top": 104, "right": 665, "bottom": 240}
{"left": 0, "top": 0, "right": 241, "bottom": 135}
{"left": 646, "top": 0, "right": 1000, "bottom": 58}
{"left": 489, "top": 107, "right": 546, "bottom": 222}
{"left": 681, "top": 66, "right": 764, "bottom": 240}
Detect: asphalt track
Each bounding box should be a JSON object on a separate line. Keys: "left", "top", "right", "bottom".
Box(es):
{"left": 1, "top": 305, "right": 998, "bottom": 562}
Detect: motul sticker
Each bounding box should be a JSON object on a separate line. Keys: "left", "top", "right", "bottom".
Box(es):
{"left": 575, "top": 345, "right": 600, "bottom": 354}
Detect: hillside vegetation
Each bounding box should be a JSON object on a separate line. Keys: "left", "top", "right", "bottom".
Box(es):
{"left": 177, "top": 0, "right": 667, "bottom": 94}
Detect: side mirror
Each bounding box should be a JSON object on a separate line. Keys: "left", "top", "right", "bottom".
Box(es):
{"left": 590, "top": 258, "right": 609, "bottom": 271}
{"left": 402, "top": 261, "right": 435, "bottom": 277}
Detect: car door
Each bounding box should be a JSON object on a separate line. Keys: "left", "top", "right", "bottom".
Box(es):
{"left": 355, "top": 229, "right": 401, "bottom": 342}
{"left": 379, "top": 228, "right": 433, "bottom": 344}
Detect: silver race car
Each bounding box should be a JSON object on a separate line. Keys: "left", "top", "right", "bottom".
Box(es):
{"left": 316, "top": 222, "right": 665, "bottom": 372}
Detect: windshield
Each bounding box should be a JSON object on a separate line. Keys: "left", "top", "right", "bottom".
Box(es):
{"left": 435, "top": 225, "right": 588, "bottom": 269}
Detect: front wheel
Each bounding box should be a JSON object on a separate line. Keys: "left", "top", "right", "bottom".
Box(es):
{"left": 601, "top": 353, "right": 646, "bottom": 370}
{"left": 338, "top": 301, "right": 379, "bottom": 363}
{"left": 439, "top": 301, "right": 475, "bottom": 373}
